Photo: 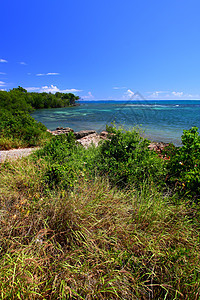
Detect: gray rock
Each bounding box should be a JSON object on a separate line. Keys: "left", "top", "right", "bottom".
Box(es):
{"left": 75, "top": 130, "right": 97, "bottom": 139}
{"left": 48, "top": 127, "right": 74, "bottom": 136}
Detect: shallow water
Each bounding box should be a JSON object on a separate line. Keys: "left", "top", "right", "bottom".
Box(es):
{"left": 31, "top": 100, "right": 200, "bottom": 146}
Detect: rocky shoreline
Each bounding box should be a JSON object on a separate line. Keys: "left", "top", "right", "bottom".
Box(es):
{"left": 47, "top": 127, "right": 110, "bottom": 148}
{"left": 47, "top": 127, "right": 169, "bottom": 156}
{"left": 0, "top": 127, "right": 169, "bottom": 163}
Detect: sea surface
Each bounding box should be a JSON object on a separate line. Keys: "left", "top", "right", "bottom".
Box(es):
{"left": 31, "top": 100, "right": 200, "bottom": 146}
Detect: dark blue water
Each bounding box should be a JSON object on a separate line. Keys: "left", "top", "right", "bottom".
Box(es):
{"left": 31, "top": 100, "right": 200, "bottom": 145}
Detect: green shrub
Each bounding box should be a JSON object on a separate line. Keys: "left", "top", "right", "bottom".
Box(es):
{"left": 96, "top": 126, "right": 166, "bottom": 188}
{"left": 34, "top": 133, "right": 87, "bottom": 189}
{"left": 0, "top": 110, "right": 49, "bottom": 149}
{"left": 165, "top": 127, "right": 200, "bottom": 200}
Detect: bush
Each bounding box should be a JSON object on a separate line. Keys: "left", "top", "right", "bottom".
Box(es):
{"left": 165, "top": 127, "right": 200, "bottom": 201}
{"left": 96, "top": 126, "right": 166, "bottom": 188}
{"left": 0, "top": 110, "right": 49, "bottom": 149}
{"left": 34, "top": 133, "right": 92, "bottom": 190}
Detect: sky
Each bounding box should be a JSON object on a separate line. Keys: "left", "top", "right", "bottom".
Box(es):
{"left": 1, "top": 0, "right": 200, "bottom": 100}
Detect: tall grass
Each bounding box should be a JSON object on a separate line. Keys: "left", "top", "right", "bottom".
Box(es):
{"left": 0, "top": 157, "right": 199, "bottom": 299}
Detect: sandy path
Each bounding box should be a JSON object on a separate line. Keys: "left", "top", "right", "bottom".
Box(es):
{"left": 0, "top": 147, "right": 39, "bottom": 163}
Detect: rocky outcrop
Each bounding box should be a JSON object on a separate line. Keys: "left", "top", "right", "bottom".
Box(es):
{"left": 47, "top": 127, "right": 74, "bottom": 136}
{"left": 47, "top": 128, "right": 170, "bottom": 155}
{"left": 74, "top": 130, "right": 97, "bottom": 139}
{"left": 77, "top": 133, "right": 101, "bottom": 148}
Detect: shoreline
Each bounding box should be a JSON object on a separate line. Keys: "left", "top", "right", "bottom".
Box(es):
{"left": 0, "top": 127, "right": 170, "bottom": 162}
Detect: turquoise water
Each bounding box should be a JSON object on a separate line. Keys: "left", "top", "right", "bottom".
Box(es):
{"left": 31, "top": 100, "right": 200, "bottom": 146}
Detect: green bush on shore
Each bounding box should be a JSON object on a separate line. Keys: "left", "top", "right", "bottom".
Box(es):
{"left": 0, "top": 109, "right": 50, "bottom": 149}
{"left": 165, "top": 126, "right": 200, "bottom": 201}
{"left": 96, "top": 125, "right": 166, "bottom": 188}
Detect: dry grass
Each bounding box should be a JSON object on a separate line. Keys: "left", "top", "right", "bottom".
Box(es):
{"left": 0, "top": 157, "right": 200, "bottom": 299}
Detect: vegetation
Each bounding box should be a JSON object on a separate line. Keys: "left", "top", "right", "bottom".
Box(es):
{"left": 0, "top": 86, "right": 79, "bottom": 149}
{"left": 165, "top": 127, "right": 200, "bottom": 200}
{"left": 0, "top": 124, "right": 200, "bottom": 299}
{"left": 0, "top": 86, "right": 79, "bottom": 111}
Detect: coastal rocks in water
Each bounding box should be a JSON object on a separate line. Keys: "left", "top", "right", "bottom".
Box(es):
{"left": 74, "top": 130, "right": 97, "bottom": 139}
{"left": 47, "top": 127, "right": 74, "bottom": 136}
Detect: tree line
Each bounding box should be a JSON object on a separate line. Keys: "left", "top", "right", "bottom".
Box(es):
{"left": 0, "top": 86, "right": 80, "bottom": 112}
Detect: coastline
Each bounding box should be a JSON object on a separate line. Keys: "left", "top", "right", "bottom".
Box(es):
{"left": 31, "top": 100, "right": 200, "bottom": 146}
{"left": 0, "top": 127, "right": 170, "bottom": 163}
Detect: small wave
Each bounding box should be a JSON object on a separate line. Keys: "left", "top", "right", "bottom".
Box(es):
{"left": 123, "top": 104, "right": 168, "bottom": 108}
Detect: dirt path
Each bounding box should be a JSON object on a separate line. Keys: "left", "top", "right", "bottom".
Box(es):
{"left": 0, "top": 147, "right": 39, "bottom": 163}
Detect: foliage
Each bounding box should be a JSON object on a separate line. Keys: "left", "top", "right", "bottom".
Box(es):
{"left": 96, "top": 125, "right": 166, "bottom": 188}
{"left": 165, "top": 127, "right": 200, "bottom": 200}
{"left": 32, "top": 132, "right": 100, "bottom": 191}
{"left": 0, "top": 109, "right": 50, "bottom": 149}
{"left": 0, "top": 86, "right": 80, "bottom": 111}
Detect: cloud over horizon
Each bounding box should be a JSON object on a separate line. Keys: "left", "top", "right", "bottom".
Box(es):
{"left": 82, "top": 91, "right": 95, "bottom": 100}
{"left": 25, "top": 85, "right": 82, "bottom": 94}
{"left": 121, "top": 89, "right": 200, "bottom": 100}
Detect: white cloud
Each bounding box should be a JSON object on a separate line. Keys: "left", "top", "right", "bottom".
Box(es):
{"left": 172, "top": 91, "right": 184, "bottom": 97}
{"left": 121, "top": 89, "right": 136, "bottom": 100}
{"left": 19, "top": 61, "right": 27, "bottom": 65}
{"left": 0, "top": 81, "right": 5, "bottom": 86}
{"left": 146, "top": 90, "right": 200, "bottom": 100}
{"left": 82, "top": 91, "right": 95, "bottom": 100}
{"left": 147, "top": 91, "right": 169, "bottom": 97}
{"left": 25, "top": 85, "right": 82, "bottom": 94}
{"left": 113, "top": 86, "right": 127, "bottom": 90}
{"left": 0, "top": 59, "right": 7, "bottom": 63}
{"left": 36, "top": 72, "right": 60, "bottom": 76}
{"left": 46, "top": 73, "right": 59, "bottom": 76}
{"left": 0, "top": 72, "right": 6, "bottom": 75}
{"left": 127, "top": 89, "right": 135, "bottom": 97}
{"left": 25, "top": 87, "right": 40, "bottom": 92}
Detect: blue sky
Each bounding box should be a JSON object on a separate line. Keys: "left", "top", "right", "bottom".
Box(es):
{"left": 1, "top": 0, "right": 200, "bottom": 100}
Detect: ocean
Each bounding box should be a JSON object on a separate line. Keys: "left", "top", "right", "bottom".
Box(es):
{"left": 31, "top": 100, "right": 200, "bottom": 146}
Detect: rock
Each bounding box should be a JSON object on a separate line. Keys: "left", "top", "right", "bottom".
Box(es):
{"left": 77, "top": 133, "right": 101, "bottom": 148}
{"left": 74, "top": 130, "right": 97, "bottom": 139}
{"left": 56, "top": 127, "right": 64, "bottom": 130}
{"left": 48, "top": 127, "right": 74, "bottom": 136}
{"left": 100, "top": 131, "right": 114, "bottom": 139}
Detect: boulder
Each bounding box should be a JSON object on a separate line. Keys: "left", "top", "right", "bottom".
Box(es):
{"left": 48, "top": 127, "right": 74, "bottom": 136}
{"left": 77, "top": 133, "right": 101, "bottom": 148}
{"left": 74, "top": 130, "right": 97, "bottom": 139}
{"left": 100, "top": 131, "right": 114, "bottom": 139}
